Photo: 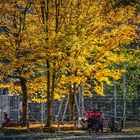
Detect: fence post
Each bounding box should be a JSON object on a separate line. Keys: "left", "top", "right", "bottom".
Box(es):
{"left": 113, "top": 79, "right": 117, "bottom": 121}
{"left": 123, "top": 62, "right": 126, "bottom": 127}
{"left": 0, "top": 96, "right": 2, "bottom": 128}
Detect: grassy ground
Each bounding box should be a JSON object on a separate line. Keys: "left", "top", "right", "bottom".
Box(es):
{"left": 122, "top": 127, "right": 140, "bottom": 134}
{"left": 0, "top": 125, "right": 140, "bottom": 140}
{"left": 1, "top": 123, "right": 140, "bottom": 135}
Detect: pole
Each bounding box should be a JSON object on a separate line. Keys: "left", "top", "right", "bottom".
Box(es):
{"left": 57, "top": 97, "right": 64, "bottom": 117}
{"left": 41, "top": 102, "right": 44, "bottom": 125}
{"left": 81, "top": 83, "right": 85, "bottom": 117}
{"left": 75, "top": 91, "right": 81, "bottom": 118}
{"left": 0, "top": 95, "right": 2, "bottom": 128}
{"left": 17, "top": 97, "right": 20, "bottom": 122}
{"left": 123, "top": 62, "right": 126, "bottom": 127}
{"left": 114, "top": 80, "right": 117, "bottom": 121}
{"left": 62, "top": 94, "right": 69, "bottom": 122}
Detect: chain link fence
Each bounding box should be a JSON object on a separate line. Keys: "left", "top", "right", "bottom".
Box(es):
{"left": 0, "top": 93, "right": 140, "bottom": 128}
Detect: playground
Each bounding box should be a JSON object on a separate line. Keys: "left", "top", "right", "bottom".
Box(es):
{"left": 0, "top": 93, "right": 140, "bottom": 139}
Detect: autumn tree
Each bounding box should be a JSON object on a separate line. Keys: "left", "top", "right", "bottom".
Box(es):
{"left": 53, "top": 0, "right": 138, "bottom": 122}
{"left": 0, "top": 0, "right": 43, "bottom": 126}
{"left": 32, "top": 0, "right": 139, "bottom": 125}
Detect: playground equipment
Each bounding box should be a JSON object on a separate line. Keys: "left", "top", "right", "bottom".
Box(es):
{"left": 79, "top": 110, "right": 103, "bottom": 132}
{"left": 56, "top": 85, "right": 85, "bottom": 123}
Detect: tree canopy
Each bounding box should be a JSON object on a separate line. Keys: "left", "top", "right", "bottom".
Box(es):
{"left": 0, "top": 0, "right": 139, "bottom": 127}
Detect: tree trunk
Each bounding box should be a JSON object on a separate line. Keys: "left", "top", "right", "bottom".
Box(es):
{"left": 46, "top": 60, "right": 52, "bottom": 128}
{"left": 20, "top": 77, "right": 28, "bottom": 127}
{"left": 8, "top": 75, "right": 28, "bottom": 127}
{"left": 75, "top": 89, "right": 80, "bottom": 117}
{"left": 69, "top": 85, "right": 75, "bottom": 123}
{"left": 46, "top": 98, "right": 53, "bottom": 128}
{"left": 46, "top": 61, "right": 56, "bottom": 129}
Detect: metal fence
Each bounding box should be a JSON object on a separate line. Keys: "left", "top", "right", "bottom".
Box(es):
{"left": 0, "top": 94, "right": 20, "bottom": 127}
{"left": 0, "top": 93, "right": 140, "bottom": 128}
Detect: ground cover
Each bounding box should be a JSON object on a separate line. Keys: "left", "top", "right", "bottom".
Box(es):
{"left": 1, "top": 123, "right": 140, "bottom": 135}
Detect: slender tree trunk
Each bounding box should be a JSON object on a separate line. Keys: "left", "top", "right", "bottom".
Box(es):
{"left": 41, "top": 0, "right": 52, "bottom": 128}
{"left": 46, "top": 62, "right": 56, "bottom": 128}
{"left": 8, "top": 75, "right": 28, "bottom": 127}
{"left": 20, "top": 77, "right": 28, "bottom": 127}
{"left": 46, "top": 99, "right": 53, "bottom": 128}
{"left": 75, "top": 88, "right": 80, "bottom": 117}
{"left": 41, "top": 0, "right": 60, "bottom": 128}
{"left": 69, "top": 85, "right": 75, "bottom": 123}
{"left": 69, "top": 72, "right": 77, "bottom": 123}
{"left": 46, "top": 60, "right": 52, "bottom": 128}
{"left": 55, "top": 0, "right": 59, "bottom": 33}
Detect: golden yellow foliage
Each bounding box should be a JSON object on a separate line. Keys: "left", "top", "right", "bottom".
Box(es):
{"left": 0, "top": 0, "right": 139, "bottom": 101}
